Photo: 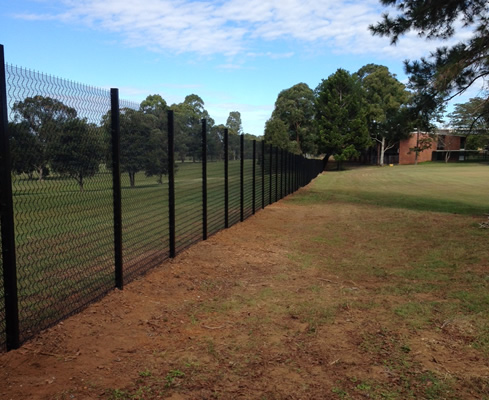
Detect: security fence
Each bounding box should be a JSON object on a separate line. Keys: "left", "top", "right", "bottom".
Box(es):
{"left": 0, "top": 45, "right": 323, "bottom": 351}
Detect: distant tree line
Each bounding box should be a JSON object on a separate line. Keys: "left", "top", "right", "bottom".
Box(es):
{"left": 265, "top": 0, "right": 489, "bottom": 167}
{"left": 264, "top": 62, "right": 489, "bottom": 169}
{"left": 8, "top": 92, "right": 257, "bottom": 190}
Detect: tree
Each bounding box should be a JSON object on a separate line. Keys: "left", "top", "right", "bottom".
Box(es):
{"left": 408, "top": 132, "right": 434, "bottom": 165}
{"left": 269, "top": 83, "right": 316, "bottom": 154}
{"left": 315, "top": 69, "right": 371, "bottom": 169}
{"left": 226, "top": 111, "right": 243, "bottom": 135}
{"left": 448, "top": 97, "right": 489, "bottom": 150}
{"left": 8, "top": 121, "right": 44, "bottom": 178}
{"left": 144, "top": 130, "right": 169, "bottom": 184}
{"left": 48, "top": 118, "right": 105, "bottom": 190}
{"left": 449, "top": 97, "right": 489, "bottom": 133}
{"left": 172, "top": 94, "right": 212, "bottom": 162}
{"left": 118, "top": 108, "right": 157, "bottom": 187}
{"left": 140, "top": 94, "right": 168, "bottom": 116}
{"left": 12, "top": 95, "right": 77, "bottom": 180}
{"left": 370, "top": 1, "right": 489, "bottom": 106}
{"left": 263, "top": 118, "right": 300, "bottom": 153}
{"left": 207, "top": 124, "right": 224, "bottom": 161}
{"left": 140, "top": 95, "right": 171, "bottom": 183}
{"left": 264, "top": 118, "right": 289, "bottom": 149}
{"left": 355, "top": 64, "right": 411, "bottom": 166}
{"left": 436, "top": 133, "right": 459, "bottom": 163}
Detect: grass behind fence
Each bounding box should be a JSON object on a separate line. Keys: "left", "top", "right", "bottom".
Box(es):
{"left": 6, "top": 159, "right": 271, "bottom": 344}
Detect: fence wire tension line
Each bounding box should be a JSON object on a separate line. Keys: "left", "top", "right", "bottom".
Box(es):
{"left": 0, "top": 44, "right": 323, "bottom": 351}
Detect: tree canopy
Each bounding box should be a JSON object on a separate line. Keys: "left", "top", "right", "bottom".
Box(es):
{"left": 370, "top": 0, "right": 489, "bottom": 112}
{"left": 226, "top": 111, "right": 243, "bottom": 135}
{"left": 118, "top": 108, "right": 158, "bottom": 187}
{"left": 264, "top": 118, "right": 293, "bottom": 151}
{"left": 448, "top": 97, "right": 489, "bottom": 150}
{"left": 48, "top": 118, "right": 105, "bottom": 190}
{"left": 11, "top": 95, "right": 78, "bottom": 180}
{"left": 267, "top": 83, "right": 316, "bottom": 154}
{"left": 315, "top": 69, "right": 371, "bottom": 168}
{"left": 355, "top": 64, "right": 411, "bottom": 165}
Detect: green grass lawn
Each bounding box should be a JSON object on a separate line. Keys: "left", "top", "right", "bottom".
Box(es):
{"left": 284, "top": 161, "right": 489, "bottom": 399}
{"left": 296, "top": 162, "right": 489, "bottom": 215}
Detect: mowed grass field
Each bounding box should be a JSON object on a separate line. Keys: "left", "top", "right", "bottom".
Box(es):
{"left": 302, "top": 161, "right": 489, "bottom": 215}
{"left": 281, "top": 162, "right": 489, "bottom": 399}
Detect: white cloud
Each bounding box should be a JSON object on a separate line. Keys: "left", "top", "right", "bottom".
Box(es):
{"left": 13, "top": 0, "right": 475, "bottom": 61}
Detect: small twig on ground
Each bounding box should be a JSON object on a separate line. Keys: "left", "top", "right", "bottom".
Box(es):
{"left": 202, "top": 325, "right": 225, "bottom": 330}
{"left": 318, "top": 278, "right": 339, "bottom": 284}
{"left": 479, "top": 214, "right": 489, "bottom": 228}
{"left": 39, "top": 351, "right": 79, "bottom": 361}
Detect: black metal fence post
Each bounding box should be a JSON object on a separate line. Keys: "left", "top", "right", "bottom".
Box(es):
{"left": 285, "top": 149, "right": 287, "bottom": 197}
{"left": 240, "top": 134, "right": 244, "bottom": 222}
{"left": 168, "top": 110, "right": 176, "bottom": 258}
{"left": 224, "top": 129, "right": 229, "bottom": 229}
{"left": 110, "top": 89, "right": 123, "bottom": 290}
{"left": 281, "top": 148, "right": 285, "bottom": 199}
{"left": 289, "top": 152, "right": 293, "bottom": 195}
{"left": 261, "top": 140, "right": 265, "bottom": 209}
{"left": 0, "top": 44, "right": 19, "bottom": 351}
{"left": 252, "top": 140, "right": 256, "bottom": 215}
{"left": 284, "top": 150, "right": 288, "bottom": 197}
{"left": 269, "top": 144, "right": 273, "bottom": 205}
{"left": 296, "top": 155, "right": 300, "bottom": 189}
{"left": 202, "top": 119, "right": 207, "bottom": 240}
{"left": 275, "top": 147, "right": 279, "bottom": 202}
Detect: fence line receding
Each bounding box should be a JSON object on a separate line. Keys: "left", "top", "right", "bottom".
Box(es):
{"left": 0, "top": 44, "right": 323, "bottom": 351}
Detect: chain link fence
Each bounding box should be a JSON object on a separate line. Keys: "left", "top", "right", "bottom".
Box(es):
{"left": 0, "top": 46, "right": 323, "bottom": 351}
{"left": 5, "top": 64, "right": 115, "bottom": 346}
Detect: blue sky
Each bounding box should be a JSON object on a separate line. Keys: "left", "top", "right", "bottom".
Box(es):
{"left": 0, "top": 0, "right": 480, "bottom": 135}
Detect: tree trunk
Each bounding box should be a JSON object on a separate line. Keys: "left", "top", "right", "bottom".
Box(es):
{"left": 129, "top": 172, "right": 136, "bottom": 187}
{"left": 322, "top": 153, "right": 331, "bottom": 171}
{"left": 37, "top": 166, "right": 44, "bottom": 182}
{"left": 379, "top": 137, "right": 385, "bottom": 166}
{"left": 77, "top": 173, "right": 84, "bottom": 192}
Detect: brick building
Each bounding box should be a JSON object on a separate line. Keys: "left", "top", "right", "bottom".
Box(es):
{"left": 398, "top": 129, "right": 466, "bottom": 165}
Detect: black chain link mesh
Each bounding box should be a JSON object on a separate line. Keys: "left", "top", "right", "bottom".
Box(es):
{"left": 117, "top": 99, "right": 170, "bottom": 283}
{"left": 173, "top": 112, "right": 203, "bottom": 253}
{"left": 5, "top": 65, "right": 114, "bottom": 343}
{"left": 206, "top": 134, "right": 225, "bottom": 237}
{"left": 0, "top": 61, "right": 324, "bottom": 351}
{"left": 243, "top": 138, "right": 254, "bottom": 220}
{"left": 227, "top": 134, "right": 241, "bottom": 227}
